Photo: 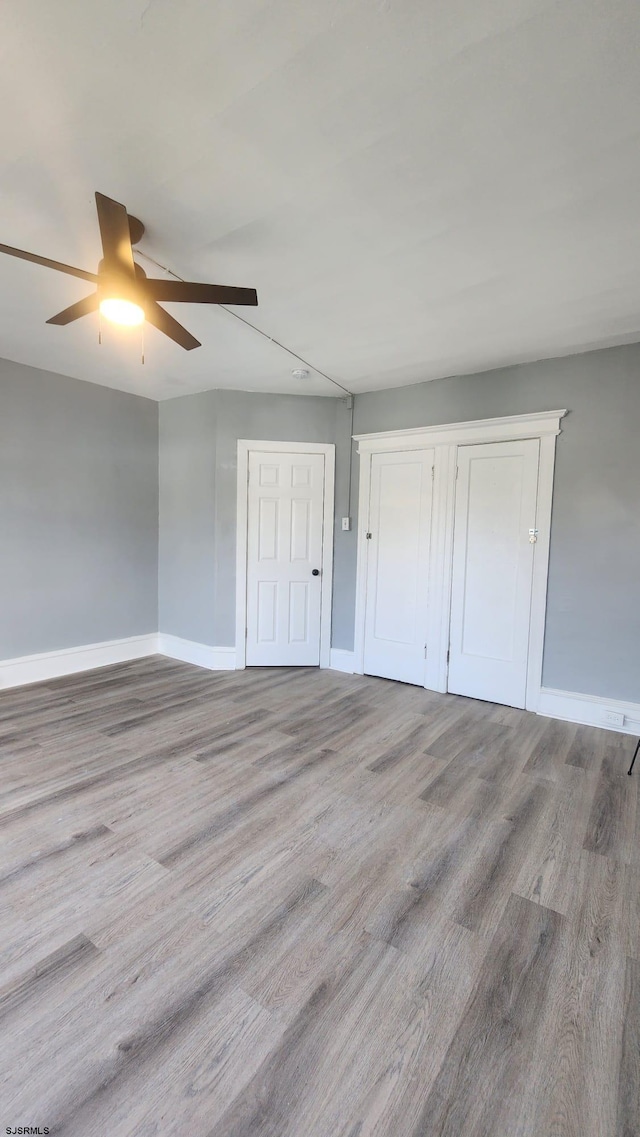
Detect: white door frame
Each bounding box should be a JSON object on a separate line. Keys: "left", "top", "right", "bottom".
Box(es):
{"left": 235, "top": 439, "right": 335, "bottom": 670}
{"left": 353, "top": 410, "right": 566, "bottom": 711}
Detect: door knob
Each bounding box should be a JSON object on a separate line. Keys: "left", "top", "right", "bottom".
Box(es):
{"left": 312, "top": 569, "right": 320, "bottom": 576}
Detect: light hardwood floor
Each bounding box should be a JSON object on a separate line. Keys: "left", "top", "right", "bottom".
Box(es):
{"left": 0, "top": 657, "right": 638, "bottom": 1136}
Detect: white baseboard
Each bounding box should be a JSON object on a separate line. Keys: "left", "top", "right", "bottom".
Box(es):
{"left": 0, "top": 630, "right": 236, "bottom": 690}
{"left": 157, "top": 634, "right": 236, "bottom": 671}
{"left": 328, "top": 648, "right": 356, "bottom": 674}
{"left": 4, "top": 636, "right": 636, "bottom": 748}
{"left": 538, "top": 687, "right": 640, "bottom": 736}
{"left": 0, "top": 633, "right": 158, "bottom": 690}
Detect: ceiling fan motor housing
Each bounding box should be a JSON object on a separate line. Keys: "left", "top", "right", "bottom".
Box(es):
{"left": 97, "top": 258, "right": 147, "bottom": 307}
{"left": 127, "top": 215, "right": 145, "bottom": 245}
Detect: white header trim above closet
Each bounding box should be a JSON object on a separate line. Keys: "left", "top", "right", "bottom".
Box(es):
{"left": 354, "top": 409, "right": 567, "bottom": 453}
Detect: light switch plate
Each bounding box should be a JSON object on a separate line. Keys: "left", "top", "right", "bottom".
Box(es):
{"left": 341, "top": 517, "right": 351, "bottom": 531}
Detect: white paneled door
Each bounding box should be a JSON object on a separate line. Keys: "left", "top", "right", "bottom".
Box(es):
{"left": 245, "top": 450, "right": 326, "bottom": 666}
{"left": 363, "top": 449, "right": 434, "bottom": 684}
{"left": 448, "top": 438, "right": 540, "bottom": 708}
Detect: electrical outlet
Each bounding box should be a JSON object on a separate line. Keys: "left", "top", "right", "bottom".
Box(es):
{"left": 602, "top": 709, "right": 625, "bottom": 728}
{"left": 341, "top": 517, "right": 351, "bottom": 531}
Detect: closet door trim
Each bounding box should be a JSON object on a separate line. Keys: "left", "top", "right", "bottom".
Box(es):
{"left": 353, "top": 410, "right": 566, "bottom": 711}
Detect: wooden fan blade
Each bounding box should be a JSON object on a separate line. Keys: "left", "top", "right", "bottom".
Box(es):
{"left": 95, "top": 192, "right": 135, "bottom": 277}
{"left": 144, "top": 280, "right": 258, "bottom": 306}
{"left": 46, "top": 293, "right": 98, "bottom": 326}
{"left": 145, "top": 301, "right": 200, "bottom": 350}
{"left": 0, "top": 243, "right": 97, "bottom": 282}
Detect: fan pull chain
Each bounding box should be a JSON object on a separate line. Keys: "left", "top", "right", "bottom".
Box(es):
{"left": 141, "top": 323, "right": 145, "bottom": 365}
{"left": 98, "top": 308, "right": 103, "bottom": 346}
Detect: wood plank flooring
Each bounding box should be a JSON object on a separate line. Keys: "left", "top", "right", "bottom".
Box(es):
{"left": 0, "top": 656, "right": 638, "bottom": 1136}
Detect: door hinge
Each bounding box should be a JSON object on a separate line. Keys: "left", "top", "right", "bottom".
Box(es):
{"left": 431, "top": 466, "right": 435, "bottom": 481}
{"left": 424, "top": 644, "right": 428, "bottom": 658}
{"left": 455, "top": 467, "right": 459, "bottom": 480}
{"left": 446, "top": 648, "right": 450, "bottom": 663}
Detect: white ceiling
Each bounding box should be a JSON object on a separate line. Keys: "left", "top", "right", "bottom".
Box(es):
{"left": 1, "top": 0, "right": 640, "bottom": 400}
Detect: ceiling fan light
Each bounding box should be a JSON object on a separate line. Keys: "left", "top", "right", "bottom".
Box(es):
{"left": 99, "top": 297, "right": 145, "bottom": 327}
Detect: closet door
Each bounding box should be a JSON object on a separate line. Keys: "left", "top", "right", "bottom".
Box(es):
{"left": 363, "top": 449, "right": 434, "bottom": 684}
{"left": 448, "top": 438, "right": 540, "bottom": 708}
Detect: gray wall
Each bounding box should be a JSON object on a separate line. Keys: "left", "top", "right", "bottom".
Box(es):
{"left": 7, "top": 340, "right": 636, "bottom": 703}
{"left": 158, "top": 391, "right": 219, "bottom": 646}
{"left": 0, "top": 358, "right": 158, "bottom": 658}
{"left": 340, "top": 342, "right": 640, "bottom": 702}
{"left": 158, "top": 388, "right": 352, "bottom": 646}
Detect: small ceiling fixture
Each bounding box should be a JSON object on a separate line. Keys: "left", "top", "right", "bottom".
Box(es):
{"left": 292, "top": 368, "right": 310, "bottom": 380}
{"left": 0, "top": 192, "right": 259, "bottom": 350}
{"left": 100, "top": 297, "right": 145, "bottom": 327}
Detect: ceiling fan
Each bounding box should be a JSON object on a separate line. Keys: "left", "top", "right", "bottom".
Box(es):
{"left": 0, "top": 192, "right": 258, "bottom": 350}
